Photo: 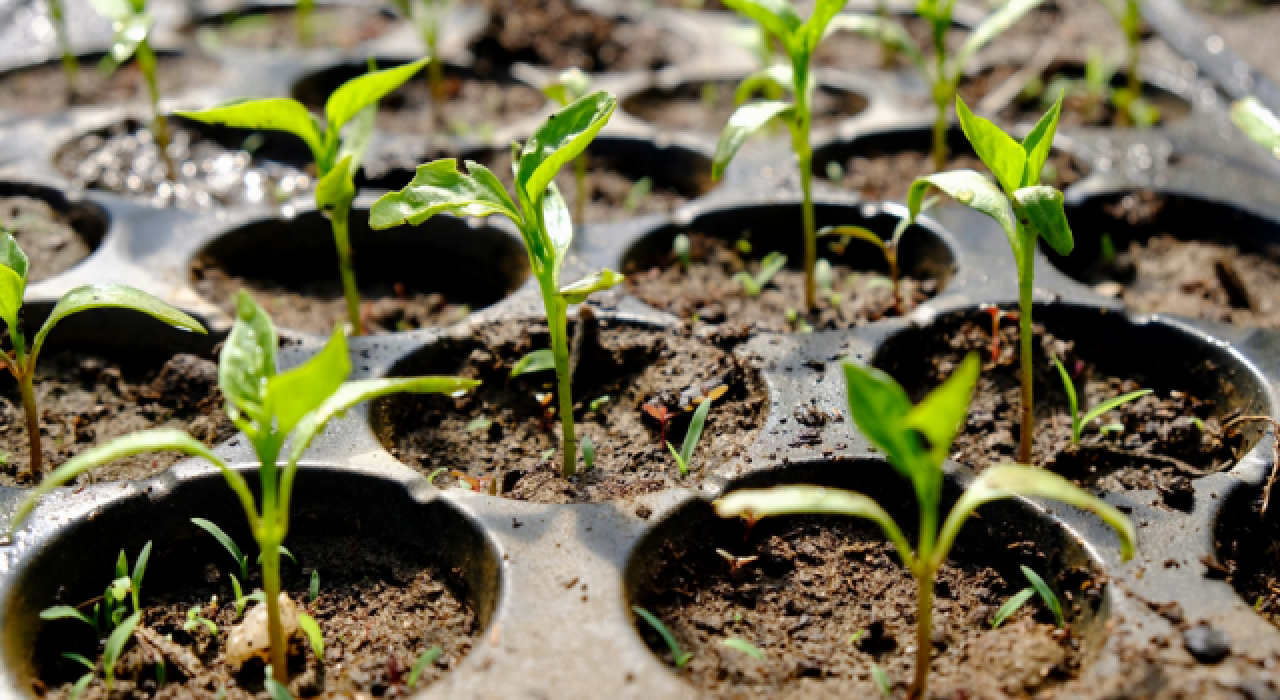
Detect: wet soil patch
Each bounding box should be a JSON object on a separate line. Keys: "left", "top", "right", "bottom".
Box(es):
{"left": 1048, "top": 190, "right": 1280, "bottom": 329}
{"left": 1217, "top": 484, "right": 1280, "bottom": 628}
{"left": 814, "top": 126, "right": 1088, "bottom": 202}
{"left": 622, "top": 203, "right": 953, "bottom": 333}
{"left": 373, "top": 317, "right": 766, "bottom": 503}
{"left": 0, "top": 349, "right": 232, "bottom": 487}
{"left": 0, "top": 54, "right": 222, "bottom": 116}
{"left": 875, "top": 309, "right": 1258, "bottom": 503}
{"left": 55, "top": 119, "right": 310, "bottom": 210}
{"left": 191, "top": 210, "right": 528, "bottom": 335}
{"left": 196, "top": 5, "right": 397, "bottom": 51}
{"left": 36, "top": 534, "right": 475, "bottom": 698}
{"left": 293, "top": 61, "right": 544, "bottom": 139}
{"left": 628, "top": 465, "right": 1107, "bottom": 698}
{"left": 622, "top": 80, "right": 868, "bottom": 133}
{"left": 470, "top": 0, "right": 689, "bottom": 73}
{"left": 0, "top": 183, "right": 106, "bottom": 282}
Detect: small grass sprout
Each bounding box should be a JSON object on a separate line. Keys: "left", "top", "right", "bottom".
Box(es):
{"left": 589, "top": 395, "right": 610, "bottom": 412}
{"left": 673, "top": 234, "right": 692, "bottom": 270}
{"left": 14, "top": 292, "right": 478, "bottom": 684}
{"left": 582, "top": 434, "right": 596, "bottom": 469}
{"left": 990, "top": 586, "right": 1036, "bottom": 628}
{"left": 185, "top": 605, "right": 218, "bottom": 635}
{"left": 817, "top": 219, "right": 912, "bottom": 313}
{"left": 623, "top": 177, "right": 654, "bottom": 213}
{"left": 667, "top": 388, "right": 723, "bottom": 476}
{"left": 733, "top": 251, "right": 787, "bottom": 298}
{"left": 309, "top": 569, "right": 320, "bottom": 602}
{"left": 178, "top": 59, "right": 428, "bottom": 335}
{"left": 542, "top": 68, "right": 594, "bottom": 230}
{"left": 408, "top": 645, "right": 444, "bottom": 688}
{"left": 48, "top": 0, "right": 79, "bottom": 94}
{"left": 64, "top": 652, "right": 95, "bottom": 700}
{"left": 103, "top": 611, "right": 141, "bottom": 691}
{"left": 633, "top": 606, "right": 692, "bottom": 668}
{"left": 371, "top": 91, "right": 622, "bottom": 478}
{"left": 829, "top": 0, "right": 1047, "bottom": 169}
{"left": 192, "top": 518, "right": 249, "bottom": 583}
{"left": 1053, "top": 355, "right": 1151, "bottom": 444}
{"left": 721, "top": 637, "right": 765, "bottom": 660}
{"left": 871, "top": 663, "right": 893, "bottom": 698}
{"left": 901, "top": 95, "right": 1073, "bottom": 464}
{"left": 713, "top": 353, "right": 1135, "bottom": 698}
{"left": 991, "top": 565, "right": 1065, "bottom": 629}
{"left": 510, "top": 348, "right": 556, "bottom": 377}
{"left": 1038, "top": 49, "right": 1156, "bottom": 127}
{"left": 296, "top": 612, "right": 324, "bottom": 659}
{"left": 1097, "top": 0, "right": 1149, "bottom": 127}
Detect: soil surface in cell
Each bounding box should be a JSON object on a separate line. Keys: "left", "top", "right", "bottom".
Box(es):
{"left": 56, "top": 121, "right": 310, "bottom": 210}
{"left": 0, "top": 351, "right": 233, "bottom": 487}
{"left": 623, "top": 82, "right": 864, "bottom": 133}
{"left": 472, "top": 0, "right": 685, "bottom": 72}
{"left": 198, "top": 6, "right": 395, "bottom": 51}
{"left": 880, "top": 316, "right": 1242, "bottom": 505}
{"left": 826, "top": 146, "right": 1085, "bottom": 203}
{"left": 815, "top": 16, "right": 972, "bottom": 73}
{"left": 1069, "top": 191, "right": 1280, "bottom": 328}
{"left": 659, "top": 0, "right": 726, "bottom": 8}
{"left": 377, "top": 317, "right": 765, "bottom": 503}
{"left": 959, "top": 65, "right": 1187, "bottom": 129}
{"left": 37, "top": 535, "right": 476, "bottom": 699}
{"left": 1217, "top": 488, "right": 1280, "bottom": 628}
{"left": 0, "top": 55, "right": 221, "bottom": 116}
{"left": 0, "top": 196, "right": 95, "bottom": 282}
{"left": 633, "top": 513, "right": 1101, "bottom": 698}
{"left": 625, "top": 234, "right": 938, "bottom": 333}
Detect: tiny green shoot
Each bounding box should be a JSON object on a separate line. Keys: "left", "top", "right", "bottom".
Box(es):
{"left": 582, "top": 434, "right": 596, "bottom": 469}
{"left": 633, "top": 606, "right": 692, "bottom": 668}
{"left": 191, "top": 517, "right": 249, "bottom": 582}
{"left": 1052, "top": 356, "right": 1151, "bottom": 444}
{"left": 297, "top": 612, "right": 325, "bottom": 659}
{"left": 733, "top": 251, "right": 787, "bottom": 298}
{"left": 427, "top": 467, "right": 447, "bottom": 485}
{"left": 408, "top": 645, "right": 444, "bottom": 688}
{"left": 989, "top": 586, "right": 1036, "bottom": 628}
{"left": 510, "top": 348, "right": 556, "bottom": 378}
{"left": 185, "top": 605, "right": 218, "bottom": 635}
{"left": 673, "top": 234, "right": 692, "bottom": 271}
{"left": 721, "top": 637, "right": 765, "bottom": 660}
{"left": 589, "top": 396, "right": 610, "bottom": 412}
{"left": 64, "top": 653, "right": 94, "bottom": 700}
{"left": 1099, "top": 232, "right": 1117, "bottom": 264}
{"left": 309, "top": 569, "right": 320, "bottom": 602}
{"left": 849, "top": 629, "right": 865, "bottom": 645}
{"left": 667, "top": 391, "right": 720, "bottom": 476}
{"left": 1022, "top": 565, "right": 1065, "bottom": 628}
{"left": 1097, "top": 0, "right": 1148, "bottom": 127}
{"left": 103, "top": 611, "right": 141, "bottom": 691}
{"left": 392, "top": 0, "right": 455, "bottom": 99}
{"left": 736, "top": 238, "right": 753, "bottom": 255}
{"left": 623, "top": 177, "right": 653, "bottom": 213}
{"left": 871, "top": 663, "right": 893, "bottom": 698}
{"left": 1232, "top": 97, "right": 1280, "bottom": 160}
{"left": 466, "top": 417, "right": 493, "bottom": 433}
{"left": 817, "top": 223, "right": 908, "bottom": 313}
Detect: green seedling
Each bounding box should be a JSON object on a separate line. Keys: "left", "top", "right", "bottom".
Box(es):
{"left": 42, "top": 543, "right": 149, "bottom": 643}
{"left": 817, "top": 218, "right": 918, "bottom": 313}
{"left": 990, "top": 586, "right": 1036, "bottom": 628}
{"left": 542, "top": 69, "right": 594, "bottom": 231}
{"left": 733, "top": 251, "right": 787, "bottom": 298}
{"left": 830, "top": 0, "right": 1045, "bottom": 169}
{"left": 582, "top": 434, "right": 596, "bottom": 469}
{"left": 991, "top": 565, "right": 1065, "bottom": 628}
{"left": 310, "top": 569, "right": 320, "bottom": 602}
{"left": 1232, "top": 97, "right": 1280, "bottom": 160}
{"left": 722, "top": 637, "right": 765, "bottom": 660}
{"left": 714, "top": 353, "right": 1135, "bottom": 699}
{"left": 510, "top": 348, "right": 556, "bottom": 377}
{"left": 393, "top": 0, "right": 456, "bottom": 99}
{"left": 589, "top": 396, "right": 610, "bottom": 412}
{"left": 849, "top": 629, "right": 865, "bottom": 645}
{"left": 14, "top": 292, "right": 479, "bottom": 684}
{"left": 667, "top": 391, "right": 719, "bottom": 476}
{"left": 178, "top": 59, "right": 428, "bottom": 335}
{"left": 370, "top": 91, "right": 623, "bottom": 478}
{"left": 1039, "top": 49, "right": 1157, "bottom": 127}
{"left": 264, "top": 666, "right": 291, "bottom": 700}
{"left": 64, "top": 653, "right": 95, "bottom": 700}
{"left": 191, "top": 518, "right": 249, "bottom": 582}
{"left": 0, "top": 234, "right": 204, "bottom": 477}
{"left": 1097, "top": 0, "right": 1148, "bottom": 127}
{"left": 408, "top": 645, "right": 444, "bottom": 688}
{"left": 48, "top": 0, "right": 79, "bottom": 93}
{"left": 673, "top": 234, "right": 692, "bottom": 271}
{"left": 623, "top": 177, "right": 653, "bottom": 213}
{"left": 712, "top": 0, "right": 852, "bottom": 310}
{"left": 185, "top": 605, "right": 218, "bottom": 635}
{"left": 871, "top": 663, "right": 893, "bottom": 698}
{"left": 297, "top": 612, "right": 324, "bottom": 659}
{"left": 736, "top": 238, "right": 753, "bottom": 255}
{"left": 1053, "top": 356, "right": 1151, "bottom": 444}
{"left": 1099, "top": 232, "right": 1117, "bottom": 265}
{"left": 466, "top": 417, "right": 492, "bottom": 433}
{"left": 103, "top": 611, "right": 141, "bottom": 691}
{"left": 633, "top": 606, "right": 693, "bottom": 668}
{"left": 901, "top": 95, "right": 1072, "bottom": 464}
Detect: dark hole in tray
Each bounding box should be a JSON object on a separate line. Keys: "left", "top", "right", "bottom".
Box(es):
{"left": 0, "top": 181, "right": 107, "bottom": 283}
{"left": 621, "top": 79, "right": 869, "bottom": 133}
{"left": 1215, "top": 480, "right": 1280, "bottom": 629}
{"left": 626, "top": 461, "right": 1110, "bottom": 696}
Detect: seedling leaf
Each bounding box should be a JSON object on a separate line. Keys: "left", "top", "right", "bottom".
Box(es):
{"left": 40, "top": 605, "right": 95, "bottom": 628}
{"left": 721, "top": 637, "right": 765, "bottom": 660}
{"left": 1232, "top": 97, "right": 1280, "bottom": 157}
{"left": 559, "top": 269, "right": 625, "bottom": 304}
{"left": 633, "top": 606, "right": 692, "bottom": 667}
{"left": 1012, "top": 185, "right": 1074, "bottom": 256}
{"left": 266, "top": 326, "right": 351, "bottom": 436}
{"left": 990, "top": 587, "right": 1036, "bottom": 628}
{"left": 131, "top": 541, "right": 151, "bottom": 612}
{"left": 297, "top": 612, "right": 325, "bottom": 659}
{"left": 1021, "top": 565, "right": 1065, "bottom": 628}
{"left": 679, "top": 391, "right": 717, "bottom": 470}
{"left": 63, "top": 652, "right": 95, "bottom": 671}
{"left": 582, "top": 435, "right": 596, "bottom": 469}
{"left": 1078, "top": 389, "right": 1151, "bottom": 442}
{"left": 191, "top": 518, "right": 248, "bottom": 580}
{"left": 735, "top": 64, "right": 795, "bottom": 105}
{"left": 369, "top": 159, "right": 521, "bottom": 228}
{"left": 955, "top": 97, "right": 1026, "bottom": 194}
{"left": 1021, "top": 94, "right": 1064, "bottom": 187}
{"left": 511, "top": 349, "right": 556, "bottom": 377}
{"left": 103, "top": 611, "right": 140, "bottom": 691}
{"left": 908, "top": 170, "right": 1017, "bottom": 256}
{"left": 310, "top": 570, "right": 320, "bottom": 602}
{"left": 871, "top": 663, "right": 893, "bottom": 697}
{"left": 517, "top": 91, "right": 616, "bottom": 208}
{"left": 220, "top": 292, "right": 278, "bottom": 431}
{"left": 408, "top": 645, "right": 443, "bottom": 688}
{"left": 177, "top": 98, "right": 324, "bottom": 163}
{"left": 0, "top": 233, "right": 28, "bottom": 331}
{"left": 712, "top": 101, "right": 794, "bottom": 180}
{"left": 325, "top": 58, "right": 427, "bottom": 135}
{"left": 32, "top": 285, "right": 206, "bottom": 363}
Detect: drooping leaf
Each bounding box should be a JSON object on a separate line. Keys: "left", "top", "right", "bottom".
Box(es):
{"left": 990, "top": 587, "right": 1036, "bottom": 628}
{"left": 40, "top": 605, "right": 96, "bottom": 628}
{"left": 632, "top": 606, "right": 693, "bottom": 668}
{"left": 62, "top": 652, "right": 95, "bottom": 671}
{"left": 516, "top": 91, "right": 616, "bottom": 208}
{"left": 297, "top": 612, "right": 325, "bottom": 659}
{"left": 559, "top": 269, "right": 625, "bottom": 304}
{"left": 369, "top": 159, "right": 521, "bottom": 229}
{"left": 0, "top": 232, "right": 29, "bottom": 333}
{"left": 191, "top": 518, "right": 247, "bottom": 579}
{"left": 907, "top": 170, "right": 1017, "bottom": 257}
{"left": 712, "top": 101, "right": 794, "bottom": 181}
{"left": 31, "top": 284, "right": 206, "bottom": 363}
{"left": 956, "top": 97, "right": 1026, "bottom": 194}
{"left": 103, "top": 611, "right": 141, "bottom": 691}
{"left": 1232, "top": 97, "right": 1280, "bottom": 158}
{"left": 1021, "top": 565, "right": 1065, "bottom": 628}
{"left": 220, "top": 292, "right": 278, "bottom": 431}
{"left": 824, "top": 15, "right": 925, "bottom": 72}
{"left": 510, "top": 348, "right": 556, "bottom": 377}
{"left": 177, "top": 99, "right": 325, "bottom": 164}
{"left": 841, "top": 361, "right": 916, "bottom": 477}
{"left": 816, "top": 225, "right": 887, "bottom": 254}
{"left": 722, "top": 637, "right": 766, "bottom": 660}
{"left": 266, "top": 326, "right": 351, "bottom": 437}
{"left": 721, "top": 0, "right": 803, "bottom": 42}
{"left": 955, "top": 0, "right": 1047, "bottom": 72}
{"left": 735, "top": 65, "right": 796, "bottom": 105}
{"left": 1020, "top": 94, "right": 1064, "bottom": 187}
{"left": 1012, "top": 185, "right": 1074, "bottom": 255}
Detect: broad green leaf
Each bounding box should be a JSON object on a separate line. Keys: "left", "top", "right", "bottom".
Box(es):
{"left": 369, "top": 159, "right": 521, "bottom": 229}
{"left": 900, "top": 352, "right": 980, "bottom": 473}
{"left": 712, "top": 100, "right": 795, "bottom": 180}
{"left": 191, "top": 518, "right": 247, "bottom": 576}
{"left": 714, "top": 486, "right": 915, "bottom": 568}
{"left": 103, "top": 611, "right": 140, "bottom": 691}
{"left": 0, "top": 233, "right": 28, "bottom": 333}
{"left": 907, "top": 170, "right": 1017, "bottom": 256}
{"left": 1012, "top": 185, "right": 1074, "bottom": 255}
{"left": 510, "top": 348, "right": 556, "bottom": 377}
{"left": 177, "top": 99, "right": 324, "bottom": 164}
{"left": 1021, "top": 565, "right": 1065, "bottom": 628}
{"left": 841, "top": 361, "right": 916, "bottom": 477}
{"left": 797, "top": 0, "right": 849, "bottom": 53}
{"left": 1232, "top": 97, "right": 1280, "bottom": 158}
{"left": 315, "top": 154, "right": 356, "bottom": 212}
{"left": 1020, "top": 94, "right": 1063, "bottom": 187}
{"left": 559, "top": 269, "right": 624, "bottom": 304}
{"left": 632, "top": 606, "right": 693, "bottom": 668}
{"left": 955, "top": 0, "right": 1046, "bottom": 71}
{"left": 32, "top": 284, "right": 206, "bottom": 363}
{"left": 735, "top": 64, "right": 795, "bottom": 105}
{"left": 956, "top": 97, "right": 1026, "bottom": 193}
{"left": 220, "top": 292, "right": 278, "bottom": 430}
{"left": 680, "top": 394, "right": 716, "bottom": 468}
{"left": 722, "top": 637, "right": 766, "bottom": 660}
{"left": 516, "top": 91, "right": 616, "bottom": 208}
{"left": 824, "top": 15, "right": 925, "bottom": 72}
{"left": 40, "top": 605, "right": 95, "bottom": 627}
{"left": 990, "top": 587, "right": 1035, "bottom": 628}
{"left": 266, "top": 326, "right": 351, "bottom": 437}
{"left": 408, "top": 646, "right": 444, "bottom": 688}
{"left": 297, "top": 612, "right": 325, "bottom": 658}
{"left": 325, "top": 58, "right": 427, "bottom": 133}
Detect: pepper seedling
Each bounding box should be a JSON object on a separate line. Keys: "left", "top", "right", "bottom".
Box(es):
{"left": 190, "top": 517, "right": 258, "bottom": 617}
{"left": 14, "top": 291, "right": 479, "bottom": 685}
{"left": 712, "top": 0, "right": 850, "bottom": 311}
{"left": 392, "top": 0, "right": 456, "bottom": 99}
{"left": 47, "top": 0, "right": 79, "bottom": 95}
{"left": 88, "top": 0, "right": 173, "bottom": 178}
{"left": 178, "top": 58, "right": 428, "bottom": 335}
{"left": 1052, "top": 356, "right": 1151, "bottom": 444}
{"left": 901, "top": 94, "right": 1073, "bottom": 464}
{"left": 542, "top": 68, "right": 594, "bottom": 232}
{"left": 828, "top": 0, "right": 1045, "bottom": 169}
{"left": 370, "top": 91, "right": 623, "bottom": 478}
{"left": 0, "top": 233, "right": 205, "bottom": 478}
{"left": 733, "top": 251, "right": 787, "bottom": 298}
{"left": 714, "top": 353, "right": 1135, "bottom": 699}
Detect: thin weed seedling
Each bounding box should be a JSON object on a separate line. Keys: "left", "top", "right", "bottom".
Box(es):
{"left": 733, "top": 251, "right": 787, "bottom": 298}
{"left": 714, "top": 353, "right": 1135, "bottom": 698}
{"left": 408, "top": 645, "right": 444, "bottom": 688}
{"left": 185, "top": 605, "right": 218, "bottom": 635}
{"left": 1052, "top": 356, "right": 1151, "bottom": 444}
{"left": 178, "top": 58, "right": 428, "bottom": 335}
{"left": 1032, "top": 49, "right": 1157, "bottom": 127}
{"left": 991, "top": 565, "right": 1065, "bottom": 628}
{"left": 633, "top": 606, "right": 693, "bottom": 668}
{"left": 1097, "top": 0, "right": 1150, "bottom": 126}
{"left": 370, "top": 91, "right": 623, "bottom": 478}
{"left": 393, "top": 0, "right": 456, "bottom": 99}
{"left": 48, "top": 0, "right": 79, "bottom": 94}
{"left": 667, "top": 388, "right": 724, "bottom": 476}
{"left": 89, "top": 0, "right": 174, "bottom": 177}
{"left": 1232, "top": 97, "right": 1280, "bottom": 160}
{"left": 721, "top": 637, "right": 765, "bottom": 660}
{"left": 673, "top": 234, "right": 692, "bottom": 271}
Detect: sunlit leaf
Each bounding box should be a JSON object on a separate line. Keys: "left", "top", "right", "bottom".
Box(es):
{"left": 559, "top": 269, "right": 625, "bottom": 304}
{"left": 369, "top": 159, "right": 521, "bottom": 229}
{"left": 510, "top": 348, "right": 555, "bottom": 377}
{"left": 1020, "top": 93, "right": 1063, "bottom": 187}
{"left": 297, "top": 612, "right": 325, "bottom": 659}
{"left": 220, "top": 292, "right": 278, "bottom": 430}
{"left": 516, "top": 91, "right": 616, "bottom": 208}
{"left": 177, "top": 98, "right": 324, "bottom": 164}
{"left": 712, "top": 100, "right": 794, "bottom": 181}
{"left": 103, "top": 611, "right": 140, "bottom": 691}
{"left": 907, "top": 170, "right": 1017, "bottom": 258}
{"left": 325, "top": 58, "right": 427, "bottom": 133}
{"left": 1232, "top": 97, "right": 1280, "bottom": 158}
{"left": 32, "top": 284, "right": 206, "bottom": 363}
{"left": 956, "top": 97, "right": 1025, "bottom": 193}
{"left": 266, "top": 326, "right": 351, "bottom": 437}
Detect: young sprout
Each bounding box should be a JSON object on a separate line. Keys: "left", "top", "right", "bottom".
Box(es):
{"left": 713, "top": 353, "right": 1136, "bottom": 699}
{"left": 297, "top": 0, "right": 315, "bottom": 46}
{"left": 465, "top": 417, "right": 493, "bottom": 433}
{"left": 13, "top": 292, "right": 479, "bottom": 684}
{"left": 178, "top": 59, "right": 428, "bottom": 335}
{"left": 408, "top": 645, "right": 444, "bottom": 688}
{"left": 871, "top": 663, "right": 893, "bottom": 697}
{"left": 633, "top": 606, "right": 693, "bottom": 668}
{"left": 817, "top": 218, "right": 914, "bottom": 313}
{"left": 1052, "top": 356, "right": 1151, "bottom": 444}
{"left": 643, "top": 403, "right": 675, "bottom": 446}
{"left": 830, "top": 0, "right": 1046, "bottom": 169}
{"left": 991, "top": 565, "right": 1065, "bottom": 629}
{"left": 542, "top": 69, "right": 594, "bottom": 231}
{"left": 716, "top": 548, "right": 759, "bottom": 574}
{"left": 667, "top": 390, "right": 722, "bottom": 476}
{"left": 41, "top": 541, "right": 150, "bottom": 639}
{"left": 370, "top": 92, "right": 623, "bottom": 478}
{"left": 48, "top": 0, "right": 79, "bottom": 94}
{"left": 1096, "top": 0, "right": 1151, "bottom": 127}
{"left": 673, "top": 234, "right": 692, "bottom": 271}
{"left": 582, "top": 434, "right": 596, "bottom": 469}
{"left": 0, "top": 234, "right": 205, "bottom": 478}
{"left": 309, "top": 569, "right": 320, "bottom": 602}
{"left": 713, "top": 0, "right": 851, "bottom": 311}
{"left": 185, "top": 605, "right": 218, "bottom": 635}
{"left": 901, "top": 95, "right": 1073, "bottom": 464}
{"left": 1232, "top": 97, "right": 1280, "bottom": 160}
{"left": 589, "top": 395, "right": 610, "bottom": 413}
{"left": 510, "top": 348, "right": 556, "bottom": 377}
{"left": 393, "top": 0, "right": 456, "bottom": 99}
{"left": 103, "top": 611, "right": 141, "bottom": 691}
{"left": 623, "top": 177, "right": 653, "bottom": 214}
{"left": 297, "top": 612, "right": 324, "bottom": 660}
{"left": 733, "top": 251, "right": 787, "bottom": 298}
{"left": 722, "top": 637, "right": 765, "bottom": 660}
{"left": 64, "top": 653, "right": 95, "bottom": 699}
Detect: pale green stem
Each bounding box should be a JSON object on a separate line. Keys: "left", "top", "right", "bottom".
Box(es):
{"left": 1017, "top": 255, "right": 1035, "bottom": 464}
{"left": 426, "top": 24, "right": 443, "bottom": 99}
{"left": 48, "top": 0, "right": 78, "bottom": 93}
{"left": 260, "top": 538, "right": 288, "bottom": 681}
{"left": 19, "top": 372, "right": 41, "bottom": 477}
{"left": 791, "top": 64, "right": 817, "bottom": 311}
{"left": 330, "top": 201, "right": 363, "bottom": 335}
{"left": 910, "top": 567, "right": 935, "bottom": 699}
{"left": 932, "top": 100, "right": 949, "bottom": 172}
{"left": 547, "top": 294, "right": 577, "bottom": 478}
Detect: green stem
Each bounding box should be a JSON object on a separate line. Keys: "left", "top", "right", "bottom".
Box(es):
{"left": 331, "top": 201, "right": 363, "bottom": 335}
{"left": 932, "top": 97, "right": 949, "bottom": 172}
{"left": 574, "top": 153, "right": 588, "bottom": 242}
{"left": 548, "top": 295, "right": 577, "bottom": 478}
{"left": 48, "top": 0, "right": 78, "bottom": 95}
{"left": 426, "top": 28, "right": 443, "bottom": 100}
{"left": 298, "top": 0, "right": 315, "bottom": 47}
{"left": 1017, "top": 269, "right": 1035, "bottom": 464}
{"left": 910, "top": 568, "right": 935, "bottom": 699}
{"left": 19, "top": 373, "right": 42, "bottom": 478}
{"left": 136, "top": 41, "right": 174, "bottom": 181}
{"left": 791, "top": 64, "right": 816, "bottom": 312}
{"left": 259, "top": 538, "right": 289, "bottom": 683}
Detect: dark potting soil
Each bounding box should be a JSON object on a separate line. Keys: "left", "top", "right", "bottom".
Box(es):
{"left": 1217, "top": 488, "right": 1280, "bottom": 629}
{"left": 622, "top": 81, "right": 866, "bottom": 133}
{"left": 0, "top": 196, "right": 95, "bottom": 282}
{"left": 0, "top": 351, "right": 233, "bottom": 487}
{"left": 879, "top": 317, "right": 1241, "bottom": 504}
{"left": 1071, "top": 191, "right": 1280, "bottom": 329}
{"left": 633, "top": 513, "right": 1099, "bottom": 698}
{"left": 624, "top": 235, "right": 937, "bottom": 333}
{"left": 55, "top": 121, "right": 310, "bottom": 210}
{"left": 37, "top": 535, "right": 476, "bottom": 699}
{"left": 197, "top": 5, "right": 396, "bottom": 51}
{"left": 0, "top": 55, "right": 222, "bottom": 116}
{"left": 471, "top": 0, "right": 686, "bottom": 73}
{"left": 376, "top": 317, "right": 766, "bottom": 504}
{"left": 959, "top": 64, "right": 1188, "bottom": 129}
{"left": 191, "top": 261, "right": 473, "bottom": 336}
{"left": 827, "top": 148, "right": 1085, "bottom": 203}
